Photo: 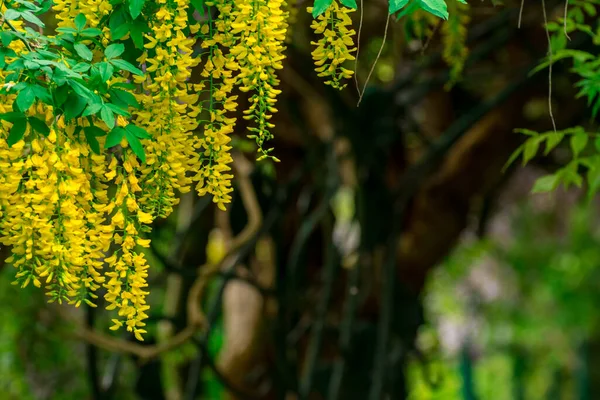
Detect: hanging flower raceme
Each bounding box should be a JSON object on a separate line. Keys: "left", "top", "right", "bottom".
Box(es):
{"left": 230, "top": 0, "right": 288, "bottom": 161}
{"left": 103, "top": 152, "right": 151, "bottom": 341}
{"left": 135, "top": 0, "right": 201, "bottom": 219}
{"left": 195, "top": 0, "right": 240, "bottom": 210}
{"left": 0, "top": 2, "right": 112, "bottom": 307}
{"left": 308, "top": 1, "right": 357, "bottom": 90}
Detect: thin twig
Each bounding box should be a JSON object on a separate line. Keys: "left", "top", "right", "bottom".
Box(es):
{"left": 354, "top": 0, "right": 364, "bottom": 94}
{"left": 518, "top": 0, "right": 525, "bottom": 28}
{"left": 563, "top": 0, "right": 570, "bottom": 40}
{"left": 542, "top": 0, "right": 558, "bottom": 132}
{"left": 357, "top": 16, "right": 390, "bottom": 106}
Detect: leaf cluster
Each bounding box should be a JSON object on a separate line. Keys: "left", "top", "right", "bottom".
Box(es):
{"left": 311, "top": 0, "right": 465, "bottom": 20}
{"left": 0, "top": 1, "right": 150, "bottom": 160}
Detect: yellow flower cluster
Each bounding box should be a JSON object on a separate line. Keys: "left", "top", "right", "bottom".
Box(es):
{"left": 194, "top": 0, "right": 239, "bottom": 211}
{"left": 0, "top": 0, "right": 160, "bottom": 339}
{"left": 52, "top": 0, "right": 112, "bottom": 26}
{"left": 308, "top": 1, "right": 357, "bottom": 90}
{"left": 0, "top": 114, "right": 115, "bottom": 307}
{"left": 136, "top": 0, "right": 201, "bottom": 219}
{"left": 0, "top": 0, "right": 357, "bottom": 342}
{"left": 230, "top": 0, "right": 288, "bottom": 160}
{"left": 102, "top": 153, "right": 151, "bottom": 339}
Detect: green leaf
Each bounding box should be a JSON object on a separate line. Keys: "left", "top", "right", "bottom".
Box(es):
{"left": 80, "top": 27, "right": 102, "bottom": 37}
{"left": 84, "top": 127, "right": 102, "bottom": 154}
{"left": 16, "top": 86, "right": 36, "bottom": 112}
{"left": 112, "top": 82, "right": 137, "bottom": 90}
{"left": 129, "top": 0, "right": 145, "bottom": 19}
{"left": 418, "top": 0, "right": 448, "bottom": 19}
{"left": 570, "top": 131, "right": 588, "bottom": 157}
{"left": 97, "top": 62, "right": 115, "bottom": 82}
{"left": 28, "top": 117, "right": 50, "bottom": 136}
{"left": 125, "top": 129, "right": 146, "bottom": 162}
{"left": 53, "top": 84, "right": 69, "bottom": 108}
{"left": 111, "top": 23, "right": 130, "bottom": 40}
{"left": 191, "top": 0, "right": 206, "bottom": 15}
{"left": 340, "top": 0, "right": 357, "bottom": 8}
{"left": 74, "top": 13, "right": 87, "bottom": 31}
{"left": 64, "top": 94, "right": 87, "bottom": 120}
{"left": 105, "top": 127, "right": 125, "bottom": 148}
{"left": 13, "top": 0, "right": 40, "bottom": 11}
{"left": 105, "top": 43, "right": 125, "bottom": 60}
{"left": 523, "top": 137, "right": 542, "bottom": 164}
{"left": 100, "top": 105, "right": 115, "bottom": 128}
{"left": 531, "top": 174, "right": 559, "bottom": 193}
{"left": 125, "top": 124, "right": 151, "bottom": 139}
{"left": 81, "top": 102, "right": 103, "bottom": 117}
{"left": 110, "top": 59, "right": 144, "bottom": 76}
{"left": 110, "top": 88, "right": 140, "bottom": 109}
{"left": 0, "top": 31, "right": 14, "bottom": 46}
{"left": 72, "top": 62, "right": 91, "bottom": 73}
{"left": 587, "top": 163, "right": 600, "bottom": 201}
{"left": 105, "top": 103, "right": 130, "bottom": 117}
{"left": 0, "top": 112, "right": 26, "bottom": 123}
{"left": 109, "top": 5, "right": 130, "bottom": 40}
{"left": 7, "top": 118, "right": 27, "bottom": 146}
{"left": 3, "top": 9, "right": 20, "bottom": 21}
{"left": 56, "top": 27, "right": 78, "bottom": 35}
{"left": 594, "top": 137, "right": 600, "bottom": 153}
{"left": 74, "top": 43, "right": 93, "bottom": 61}
{"left": 559, "top": 161, "right": 583, "bottom": 188}
{"left": 312, "top": 0, "right": 334, "bottom": 17}
{"left": 389, "top": 0, "right": 410, "bottom": 14}
{"left": 20, "top": 10, "right": 45, "bottom": 27}
{"left": 85, "top": 126, "right": 106, "bottom": 137}
{"left": 544, "top": 132, "right": 564, "bottom": 155}
{"left": 129, "top": 19, "right": 147, "bottom": 49}
{"left": 68, "top": 80, "right": 94, "bottom": 101}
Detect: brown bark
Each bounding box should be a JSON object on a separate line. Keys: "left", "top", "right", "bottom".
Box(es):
{"left": 397, "top": 92, "right": 529, "bottom": 292}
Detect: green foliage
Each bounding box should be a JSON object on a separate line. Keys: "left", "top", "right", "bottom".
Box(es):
{"left": 312, "top": 0, "right": 464, "bottom": 19}
{"left": 0, "top": 4, "right": 150, "bottom": 161}
{"left": 0, "top": 267, "right": 89, "bottom": 399}
{"left": 539, "top": 0, "right": 600, "bottom": 116}
{"left": 511, "top": 3, "right": 600, "bottom": 199}
{"left": 506, "top": 127, "right": 600, "bottom": 199}
{"left": 411, "top": 202, "right": 600, "bottom": 399}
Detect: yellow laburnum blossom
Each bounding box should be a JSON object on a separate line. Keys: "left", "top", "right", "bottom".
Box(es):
{"left": 135, "top": 0, "right": 201, "bottom": 219}
{"left": 103, "top": 154, "right": 150, "bottom": 341}
{"left": 230, "top": 0, "right": 288, "bottom": 160}
{"left": 307, "top": 1, "right": 357, "bottom": 90}
{"left": 195, "top": 0, "right": 240, "bottom": 210}
{"left": 0, "top": 0, "right": 152, "bottom": 337}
